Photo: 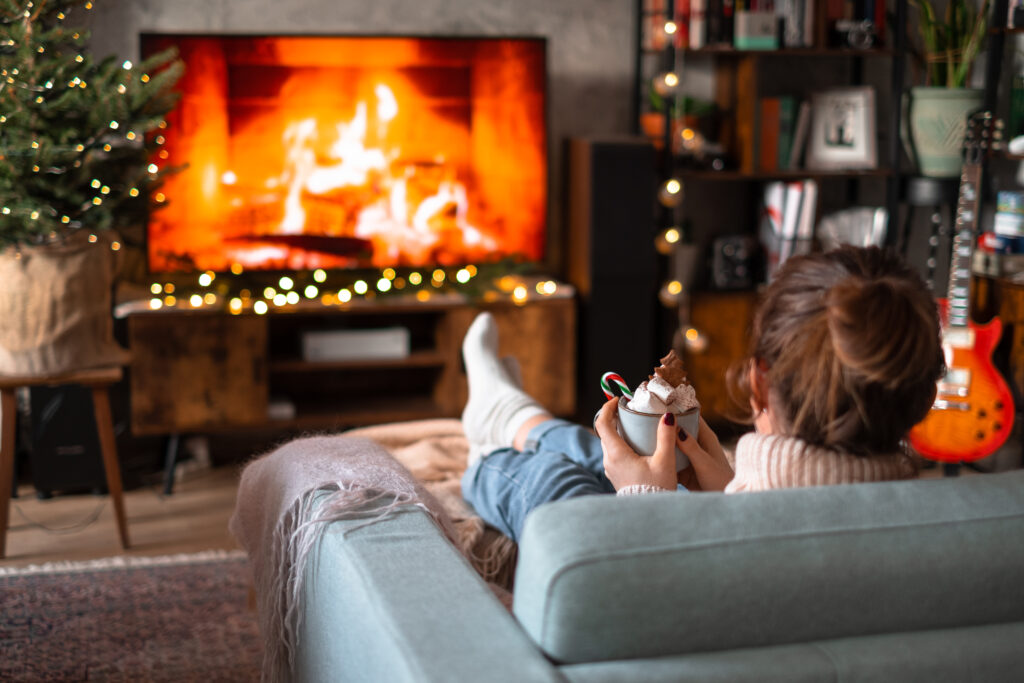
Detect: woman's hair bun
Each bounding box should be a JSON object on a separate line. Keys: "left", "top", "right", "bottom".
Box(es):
{"left": 825, "top": 275, "right": 935, "bottom": 389}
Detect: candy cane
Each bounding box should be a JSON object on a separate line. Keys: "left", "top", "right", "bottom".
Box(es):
{"left": 600, "top": 372, "right": 633, "bottom": 400}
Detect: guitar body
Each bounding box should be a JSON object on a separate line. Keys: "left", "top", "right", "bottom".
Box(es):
{"left": 909, "top": 299, "right": 1015, "bottom": 463}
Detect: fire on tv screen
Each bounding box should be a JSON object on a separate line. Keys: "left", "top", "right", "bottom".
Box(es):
{"left": 141, "top": 34, "right": 548, "bottom": 273}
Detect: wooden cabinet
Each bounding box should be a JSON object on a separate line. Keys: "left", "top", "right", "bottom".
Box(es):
{"left": 123, "top": 296, "right": 576, "bottom": 436}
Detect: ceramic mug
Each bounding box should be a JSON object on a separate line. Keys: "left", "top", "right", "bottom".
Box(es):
{"left": 595, "top": 396, "right": 700, "bottom": 471}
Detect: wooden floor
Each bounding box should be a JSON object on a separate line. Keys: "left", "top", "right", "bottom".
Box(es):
{"left": 1, "top": 464, "right": 241, "bottom": 569}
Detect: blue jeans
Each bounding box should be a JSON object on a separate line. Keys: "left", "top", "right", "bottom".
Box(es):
{"left": 461, "top": 419, "right": 616, "bottom": 542}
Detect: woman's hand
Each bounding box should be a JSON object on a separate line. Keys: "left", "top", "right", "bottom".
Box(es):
{"left": 594, "top": 398, "right": 678, "bottom": 492}
{"left": 675, "top": 417, "right": 734, "bottom": 492}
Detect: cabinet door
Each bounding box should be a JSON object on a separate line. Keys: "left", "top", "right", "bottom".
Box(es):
{"left": 438, "top": 300, "right": 577, "bottom": 418}
{"left": 683, "top": 291, "right": 758, "bottom": 423}
{"left": 128, "top": 314, "right": 268, "bottom": 435}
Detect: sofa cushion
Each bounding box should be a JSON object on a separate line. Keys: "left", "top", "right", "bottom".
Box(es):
{"left": 559, "top": 621, "right": 1024, "bottom": 682}
{"left": 513, "top": 470, "right": 1024, "bottom": 664}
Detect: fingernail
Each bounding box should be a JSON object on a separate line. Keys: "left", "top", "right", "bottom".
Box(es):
{"left": 663, "top": 413, "right": 675, "bottom": 426}
{"left": 677, "top": 428, "right": 687, "bottom": 441}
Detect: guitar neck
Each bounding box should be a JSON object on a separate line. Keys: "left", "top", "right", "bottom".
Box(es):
{"left": 947, "top": 158, "right": 983, "bottom": 330}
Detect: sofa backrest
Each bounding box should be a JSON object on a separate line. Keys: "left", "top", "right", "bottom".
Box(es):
{"left": 513, "top": 470, "right": 1024, "bottom": 664}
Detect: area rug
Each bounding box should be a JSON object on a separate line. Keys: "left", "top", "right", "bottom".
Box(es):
{"left": 0, "top": 550, "right": 261, "bottom": 682}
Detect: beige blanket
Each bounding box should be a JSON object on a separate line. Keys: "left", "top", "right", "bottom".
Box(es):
{"left": 230, "top": 418, "right": 515, "bottom": 682}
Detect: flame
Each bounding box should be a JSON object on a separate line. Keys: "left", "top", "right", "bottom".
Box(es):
{"left": 273, "top": 83, "right": 492, "bottom": 265}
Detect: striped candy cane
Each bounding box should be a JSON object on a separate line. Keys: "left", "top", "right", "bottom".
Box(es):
{"left": 600, "top": 372, "right": 633, "bottom": 400}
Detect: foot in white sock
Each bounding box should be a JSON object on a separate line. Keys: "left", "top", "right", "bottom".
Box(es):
{"left": 461, "top": 313, "right": 548, "bottom": 465}
{"left": 466, "top": 357, "right": 524, "bottom": 465}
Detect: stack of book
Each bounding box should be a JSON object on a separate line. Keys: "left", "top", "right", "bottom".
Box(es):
{"left": 757, "top": 96, "right": 811, "bottom": 171}
{"left": 641, "top": 0, "right": 885, "bottom": 51}
{"left": 760, "top": 179, "right": 818, "bottom": 278}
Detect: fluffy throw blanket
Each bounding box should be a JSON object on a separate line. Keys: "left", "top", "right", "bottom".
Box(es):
{"left": 229, "top": 419, "right": 516, "bottom": 682}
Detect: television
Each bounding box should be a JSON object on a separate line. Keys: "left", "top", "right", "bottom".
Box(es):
{"left": 140, "top": 34, "right": 548, "bottom": 274}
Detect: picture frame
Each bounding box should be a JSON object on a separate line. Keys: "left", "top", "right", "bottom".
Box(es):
{"left": 805, "top": 86, "right": 877, "bottom": 171}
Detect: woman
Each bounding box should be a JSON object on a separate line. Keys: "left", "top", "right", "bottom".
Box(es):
{"left": 461, "top": 246, "right": 945, "bottom": 542}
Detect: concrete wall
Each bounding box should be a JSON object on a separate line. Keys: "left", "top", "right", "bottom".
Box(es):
{"left": 84, "top": 0, "right": 638, "bottom": 271}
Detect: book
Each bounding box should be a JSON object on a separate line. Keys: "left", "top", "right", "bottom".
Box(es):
{"left": 734, "top": 9, "right": 778, "bottom": 50}
{"left": 795, "top": 179, "right": 818, "bottom": 254}
{"left": 690, "top": 0, "right": 706, "bottom": 49}
{"left": 758, "top": 97, "right": 781, "bottom": 172}
{"left": 787, "top": 100, "right": 812, "bottom": 169}
{"left": 706, "top": 0, "right": 723, "bottom": 45}
{"left": 777, "top": 96, "right": 798, "bottom": 169}
{"left": 779, "top": 181, "right": 804, "bottom": 265}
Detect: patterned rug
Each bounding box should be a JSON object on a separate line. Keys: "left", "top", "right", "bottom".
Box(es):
{"left": 0, "top": 550, "right": 261, "bottom": 682}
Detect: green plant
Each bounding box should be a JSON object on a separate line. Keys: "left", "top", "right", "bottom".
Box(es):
{"left": 0, "top": 0, "right": 183, "bottom": 250}
{"left": 910, "top": 0, "right": 991, "bottom": 87}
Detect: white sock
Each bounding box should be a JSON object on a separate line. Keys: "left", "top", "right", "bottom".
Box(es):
{"left": 461, "top": 313, "right": 548, "bottom": 465}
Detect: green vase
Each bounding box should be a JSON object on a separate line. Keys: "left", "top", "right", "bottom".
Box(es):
{"left": 904, "top": 87, "right": 984, "bottom": 178}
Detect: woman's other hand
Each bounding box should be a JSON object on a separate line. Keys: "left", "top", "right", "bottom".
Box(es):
{"left": 675, "top": 417, "right": 734, "bottom": 492}
{"left": 595, "top": 398, "right": 678, "bottom": 491}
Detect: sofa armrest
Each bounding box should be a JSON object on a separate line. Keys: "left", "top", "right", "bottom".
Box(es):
{"left": 295, "top": 504, "right": 562, "bottom": 683}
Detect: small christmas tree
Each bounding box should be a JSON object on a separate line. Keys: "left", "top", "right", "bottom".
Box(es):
{"left": 0, "top": 0, "right": 183, "bottom": 250}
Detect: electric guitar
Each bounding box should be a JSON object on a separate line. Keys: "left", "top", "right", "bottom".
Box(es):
{"left": 909, "top": 111, "right": 1015, "bottom": 464}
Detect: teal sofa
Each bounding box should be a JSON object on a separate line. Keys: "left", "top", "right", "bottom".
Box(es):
{"left": 295, "top": 470, "right": 1024, "bottom": 682}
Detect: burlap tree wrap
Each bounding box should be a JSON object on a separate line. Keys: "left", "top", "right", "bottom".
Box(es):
{"left": 0, "top": 231, "right": 130, "bottom": 376}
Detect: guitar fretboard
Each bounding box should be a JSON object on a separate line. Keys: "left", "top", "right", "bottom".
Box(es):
{"left": 948, "top": 146, "right": 984, "bottom": 330}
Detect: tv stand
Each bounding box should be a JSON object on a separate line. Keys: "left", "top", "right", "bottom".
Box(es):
{"left": 117, "top": 291, "right": 576, "bottom": 437}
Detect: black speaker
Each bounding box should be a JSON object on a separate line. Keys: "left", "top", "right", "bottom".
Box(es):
{"left": 28, "top": 385, "right": 106, "bottom": 497}
{"left": 566, "top": 138, "right": 659, "bottom": 421}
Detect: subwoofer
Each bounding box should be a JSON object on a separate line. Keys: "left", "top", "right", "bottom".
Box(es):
{"left": 566, "top": 138, "right": 659, "bottom": 421}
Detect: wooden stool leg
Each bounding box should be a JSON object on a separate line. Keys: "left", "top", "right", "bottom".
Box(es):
{"left": 0, "top": 388, "right": 17, "bottom": 559}
{"left": 91, "top": 386, "right": 130, "bottom": 549}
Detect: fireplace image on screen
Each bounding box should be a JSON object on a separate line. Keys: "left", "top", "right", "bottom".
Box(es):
{"left": 142, "top": 35, "right": 547, "bottom": 273}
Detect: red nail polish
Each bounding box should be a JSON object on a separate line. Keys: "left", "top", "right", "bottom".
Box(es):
{"left": 663, "top": 413, "right": 675, "bottom": 426}
{"left": 677, "top": 428, "right": 687, "bottom": 441}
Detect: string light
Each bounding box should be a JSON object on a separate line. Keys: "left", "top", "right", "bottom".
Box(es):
{"left": 338, "top": 289, "right": 352, "bottom": 303}
{"left": 655, "top": 226, "right": 682, "bottom": 255}
{"left": 653, "top": 71, "right": 680, "bottom": 97}
{"left": 279, "top": 276, "right": 293, "bottom": 290}
{"left": 353, "top": 280, "right": 368, "bottom": 295}
{"left": 254, "top": 301, "right": 268, "bottom": 315}
{"left": 229, "top": 298, "right": 243, "bottom": 314}
{"left": 150, "top": 283, "right": 162, "bottom": 294}
{"left": 312, "top": 268, "right": 326, "bottom": 282}
{"left": 285, "top": 291, "right": 299, "bottom": 305}
{"left": 409, "top": 272, "right": 422, "bottom": 285}
{"left": 658, "top": 178, "right": 684, "bottom": 207}
{"left": 377, "top": 278, "right": 392, "bottom": 292}
{"left": 304, "top": 285, "right": 318, "bottom": 298}
{"left": 273, "top": 293, "right": 286, "bottom": 306}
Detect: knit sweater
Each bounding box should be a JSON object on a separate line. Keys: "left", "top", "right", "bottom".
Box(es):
{"left": 616, "top": 432, "right": 916, "bottom": 495}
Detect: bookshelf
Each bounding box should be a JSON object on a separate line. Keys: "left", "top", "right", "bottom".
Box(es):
{"left": 634, "top": 0, "right": 909, "bottom": 422}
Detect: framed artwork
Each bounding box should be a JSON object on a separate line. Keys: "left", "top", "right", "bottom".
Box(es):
{"left": 805, "top": 87, "right": 877, "bottom": 170}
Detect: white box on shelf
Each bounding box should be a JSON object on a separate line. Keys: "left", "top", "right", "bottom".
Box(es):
{"left": 301, "top": 327, "right": 411, "bottom": 362}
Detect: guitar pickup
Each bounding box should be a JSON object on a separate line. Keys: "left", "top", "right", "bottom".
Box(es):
{"left": 932, "top": 399, "right": 970, "bottom": 411}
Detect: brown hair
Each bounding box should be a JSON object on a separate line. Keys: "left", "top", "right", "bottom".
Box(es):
{"left": 727, "top": 245, "right": 945, "bottom": 456}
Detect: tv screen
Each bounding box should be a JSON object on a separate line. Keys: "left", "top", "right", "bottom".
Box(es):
{"left": 141, "top": 34, "right": 547, "bottom": 274}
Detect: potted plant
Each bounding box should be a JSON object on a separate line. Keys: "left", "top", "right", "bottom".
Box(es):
{"left": 905, "top": 0, "right": 991, "bottom": 177}
{"left": 0, "top": 0, "right": 182, "bottom": 376}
